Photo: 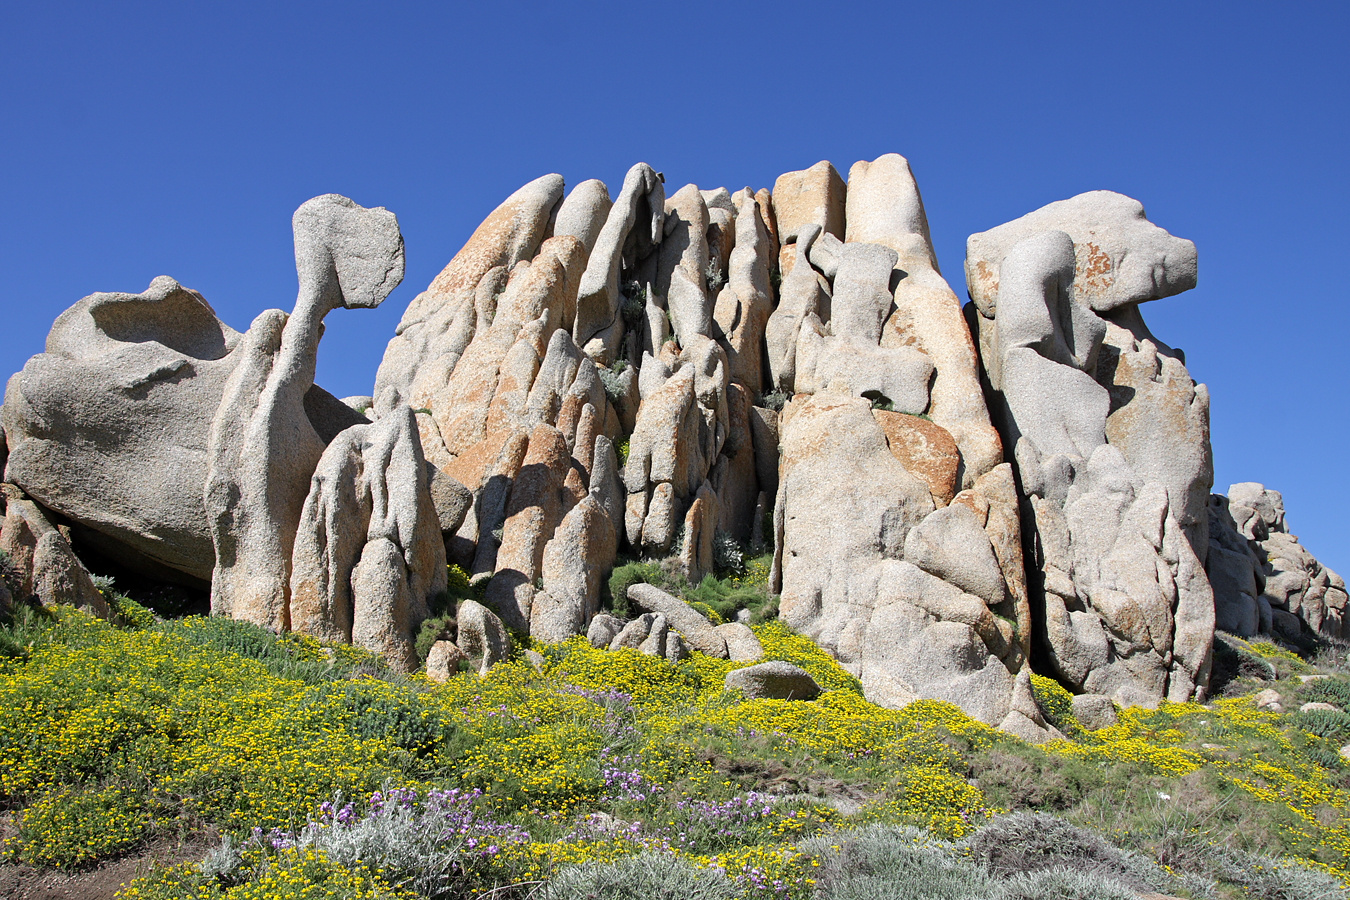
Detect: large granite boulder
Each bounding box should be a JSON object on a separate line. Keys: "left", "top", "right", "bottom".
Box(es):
{"left": 725, "top": 661, "right": 821, "bottom": 701}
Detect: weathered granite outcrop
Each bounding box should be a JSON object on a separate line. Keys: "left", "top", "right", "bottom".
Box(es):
{"left": 1, "top": 275, "right": 365, "bottom": 585}
{"left": 763, "top": 155, "right": 1033, "bottom": 733}
{"left": 0, "top": 483, "right": 109, "bottom": 618}
{"left": 1208, "top": 483, "right": 1346, "bottom": 641}
{"left": 965, "top": 192, "right": 1214, "bottom": 707}
{"left": 289, "top": 405, "right": 447, "bottom": 671}
{"left": 11, "top": 157, "right": 1296, "bottom": 725}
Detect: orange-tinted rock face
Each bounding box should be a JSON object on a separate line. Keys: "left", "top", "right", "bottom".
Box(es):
{"left": 872, "top": 410, "right": 961, "bottom": 508}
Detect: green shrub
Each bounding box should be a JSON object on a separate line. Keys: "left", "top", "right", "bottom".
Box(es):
{"left": 0, "top": 597, "right": 56, "bottom": 658}
{"left": 620, "top": 281, "right": 647, "bottom": 327}
{"left": 154, "top": 616, "right": 386, "bottom": 683}
{"left": 704, "top": 260, "right": 725, "bottom": 294}
{"left": 415, "top": 614, "right": 456, "bottom": 663}
{"left": 11, "top": 783, "right": 151, "bottom": 869}
{"left": 1300, "top": 677, "right": 1350, "bottom": 709}
{"left": 684, "top": 573, "right": 774, "bottom": 625}
{"left": 1293, "top": 707, "right": 1350, "bottom": 744}
{"left": 328, "top": 679, "right": 449, "bottom": 756}
{"left": 757, "top": 390, "right": 790, "bottom": 412}
{"left": 426, "top": 563, "right": 476, "bottom": 619}
{"left": 605, "top": 560, "right": 664, "bottom": 618}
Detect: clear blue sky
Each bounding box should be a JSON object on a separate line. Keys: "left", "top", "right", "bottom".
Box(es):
{"left": 2, "top": 2, "right": 1347, "bottom": 571}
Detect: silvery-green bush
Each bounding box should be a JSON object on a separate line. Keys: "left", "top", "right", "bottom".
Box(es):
{"left": 544, "top": 852, "right": 736, "bottom": 900}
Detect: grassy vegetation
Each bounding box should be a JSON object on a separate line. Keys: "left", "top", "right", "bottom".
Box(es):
{"left": 604, "top": 553, "right": 776, "bottom": 623}
{"left": 1, "top": 591, "right": 1349, "bottom": 898}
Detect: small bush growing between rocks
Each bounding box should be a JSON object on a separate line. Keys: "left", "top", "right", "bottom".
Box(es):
{"left": 685, "top": 574, "right": 774, "bottom": 625}
{"left": 1029, "top": 673, "right": 1081, "bottom": 736}
{"left": 599, "top": 364, "right": 628, "bottom": 405}
{"left": 605, "top": 560, "right": 665, "bottom": 618}
{"left": 620, "top": 281, "right": 647, "bottom": 326}
{"left": 757, "top": 390, "right": 790, "bottom": 412}
{"left": 860, "top": 390, "right": 893, "bottom": 412}
{"left": 704, "top": 260, "right": 726, "bottom": 294}
{"left": 93, "top": 576, "right": 158, "bottom": 629}
{"left": 711, "top": 530, "right": 744, "bottom": 576}
{"left": 415, "top": 615, "right": 456, "bottom": 663}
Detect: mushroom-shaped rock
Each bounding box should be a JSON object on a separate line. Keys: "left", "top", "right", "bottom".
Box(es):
{"left": 206, "top": 195, "right": 404, "bottom": 631}
{"left": 965, "top": 190, "right": 1198, "bottom": 317}
{"left": 725, "top": 661, "right": 820, "bottom": 701}
{"left": 966, "top": 192, "right": 1214, "bottom": 706}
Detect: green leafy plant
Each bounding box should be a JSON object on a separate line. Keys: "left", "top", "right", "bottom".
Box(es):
{"left": 605, "top": 560, "right": 665, "bottom": 618}
{"left": 415, "top": 614, "right": 456, "bottom": 663}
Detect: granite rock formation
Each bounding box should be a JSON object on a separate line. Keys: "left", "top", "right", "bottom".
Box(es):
{"left": 965, "top": 192, "right": 1214, "bottom": 706}
{"left": 9, "top": 156, "right": 1325, "bottom": 734}
{"left": 1207, "top": 483, "right": 1346, "bottom": 642}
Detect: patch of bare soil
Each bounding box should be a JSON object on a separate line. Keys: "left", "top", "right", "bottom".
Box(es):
{"left": 696, "top": 750, "right": 876, "bottom": 815}
{"left": 0, "top": 831, "right": 215, "bottom": 900}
